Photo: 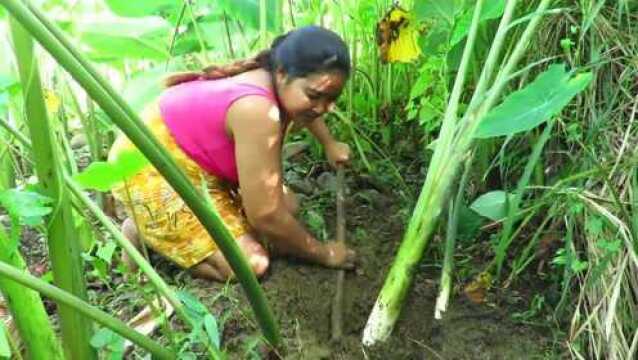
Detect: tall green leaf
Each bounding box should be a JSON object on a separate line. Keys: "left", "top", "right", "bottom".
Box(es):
{"left": 78, "top": 17, "right": 170, "bottom": 61}
{"left": 474, "top": 64, "right": 593, "bottom": 138}
{"left": 218, "top": 0, "right": 278, "bottom": 30}
{"left": 0, "top": 324, "right": 10, "bottom": 358}
{"left": 104, "top": 0, "right": 179, "bottom": 17}
{"left": 450, "top": 0, "right": 506, "bottom": 46}
{"left": 414, "top": 0, "right": 463, "bottom": 24}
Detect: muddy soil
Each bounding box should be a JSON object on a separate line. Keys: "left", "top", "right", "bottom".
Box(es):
{"left": 10, "top": 169, "right": 553, "bottom": 359}
{"left": 181, "top": 177, "right": 553, "bottom": 359}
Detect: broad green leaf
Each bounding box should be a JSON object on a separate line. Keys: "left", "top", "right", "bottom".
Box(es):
{"left": 96, "top": 241, "right": 117, "bottom": 264}
{"left": 0, "top": 323, "right": 10, "bottom": 358}
{"left": 415, "top": 0, "right": 463, "bottom": 24}
{"left": 203, "top": 314, "right": 220, "bottom": 348}
{"left": 218, "top": 0, "right": 278, "bottom": 30}
{"left": 176, "top": 290, "right": 209, "bottom": 324}
{"left": 90, "top": 328, "right": 124, "bottom": 359}
{"left": 474, "top": 64, "right": 593, "bottom": 138}
{"left": 74, "top": 149, "right": 149, "bottom": 192}
{"left": 78, "top": 17, "right": 171, "bottom": 61}
{"left": 122, "top": 69, "right": 164, "bottom": 113}
{"left": 450, "top": 0, "right": 505, "bottom": 46}
{"left": 104, "top": 0, "right": 179, "bottom": 17}
{"left": 0, "top": 189, "right": 53, "bottom": 226}
{"left": 469, "top": 190, "right": 511, "bottom": 221}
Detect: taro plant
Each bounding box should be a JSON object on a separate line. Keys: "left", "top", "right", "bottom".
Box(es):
{"left": 9, "top": 14, "right": 95, "bottom": 359}
{"left": 363, "top": 0, "right": 593, "bottom": 345}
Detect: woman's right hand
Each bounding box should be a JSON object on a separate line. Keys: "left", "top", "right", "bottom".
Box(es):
{"left": 319, "top": 241, "right": 356, "bottom": 269}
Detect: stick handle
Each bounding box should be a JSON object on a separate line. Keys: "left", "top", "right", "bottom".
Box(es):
{"left": 331, "top": 167, "right": 346, "bottom": 341}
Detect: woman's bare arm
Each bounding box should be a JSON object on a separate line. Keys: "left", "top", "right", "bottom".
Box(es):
{"left": 227, "top": 96, "right": 329, "bottom": 263}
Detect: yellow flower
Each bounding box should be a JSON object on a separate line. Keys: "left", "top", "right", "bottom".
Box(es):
{"left": 43, "top": 89, "right": 61, "bottom": 114}
{"left": 376, "top": 5, "right": 422, "bottom": 63}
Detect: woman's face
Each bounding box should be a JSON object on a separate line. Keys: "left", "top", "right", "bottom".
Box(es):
{"left": 276, "top": 70, "right": 346, "bottom": 125}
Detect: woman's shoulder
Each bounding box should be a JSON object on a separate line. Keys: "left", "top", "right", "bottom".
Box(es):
{"left": 228, "top": 94, "right": 281, "bottom": 128}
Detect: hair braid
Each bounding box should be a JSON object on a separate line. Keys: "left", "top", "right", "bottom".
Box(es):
{"left": 163, "top": 50, "right": 272, "bottom": 88}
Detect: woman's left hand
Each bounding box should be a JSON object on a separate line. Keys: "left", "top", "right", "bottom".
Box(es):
{"left": 325, "top": 141, "right": 351, "bottom": 168}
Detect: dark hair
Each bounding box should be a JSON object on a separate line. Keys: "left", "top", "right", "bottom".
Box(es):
{"left": 164, "top": 26, "right": 350, "bottom": 87}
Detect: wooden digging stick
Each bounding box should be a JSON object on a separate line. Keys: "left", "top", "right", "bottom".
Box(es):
{"left": 331, "top": 167, "right": 346, "bottom": 341}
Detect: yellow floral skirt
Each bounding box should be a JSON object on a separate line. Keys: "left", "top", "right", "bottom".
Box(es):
{"left": 108, "top": 104, "right": 251, "bottom": 268}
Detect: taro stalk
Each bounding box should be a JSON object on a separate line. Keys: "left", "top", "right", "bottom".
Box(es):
{"left": 0, "top": 191, "right": 64, "bottom": 360}
{"left": 363, "top": 0, "right": 592, "bottom": 344}
{"left": 0, "top": 260, "right": 173, "bottom": 359}
{"left": 8, "top": 15, "right": 95, "bottom": 359}
{"left": 0, "top": 0, "right": 280, "bottom": 346}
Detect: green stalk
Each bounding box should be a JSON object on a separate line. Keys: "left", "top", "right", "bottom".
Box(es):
{"left": 363, "top": 0, "right": 552, "bottom": 345}
{"left": 8, "top": 16, "right": 95, "bottom": 359}
{"left": 434, "top": 155, "right": 473, "bottom": 319}
{"left": 362, "top": 0, "right": 485, "bottom": 345}
{"left": 0, "top": 261, "right": 173, "bottom": 359}
{"left": 0, "top": 130, "right": 14, "bottom": 191}
{"left": 0, "top": 228, "right": 64, "bottom": 360}
{"left": 1, "top": 0, "right": 279, "bottom": 345}
{"left": 494, "top": 119, "right": 556, "bottom": 276}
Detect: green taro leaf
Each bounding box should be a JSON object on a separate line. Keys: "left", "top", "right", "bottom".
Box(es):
{"left": 105, "top": 0, "right": 179, "bottom": 17}
{"left": 474, "top": 64, "right": 593, "bottom": 138}
{"left": 122, "top": 68, "right": 164, "bottom": 113}
{"left": 74, "top": 149, "right": 149, "bottom": 192}
{"left": 0, "top": 323, "right": 11, "bottom": 358}
{"left": 0, "top": 189, "right": 53, "bottom": 226}
{"left": 90, "top": 328, "right": 124, "bottom": 359}
{"left": 415, "top": 0, "right": 463, "bottom": 24}
{"left": 78, "top": 17, "right": 171, "bottom": 61}
{"left": 469, "top": 190, "right": 512, "bottom": 221}
{"left": 218, "top": 0, "right": 278, "bottom": 30}
{"left": 450, "top": 0, "right": 505, "bottom": 46}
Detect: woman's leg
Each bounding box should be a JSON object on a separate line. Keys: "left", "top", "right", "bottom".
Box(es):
{"left": 191, "top": 233, "right": 270, "bottom": 281}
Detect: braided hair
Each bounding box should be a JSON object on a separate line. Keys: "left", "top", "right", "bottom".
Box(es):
{"left": 164, "top": 26, "right": 350, "bottom": 87}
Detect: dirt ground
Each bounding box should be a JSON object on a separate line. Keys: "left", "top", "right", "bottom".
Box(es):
{"left": 181, "top": 175, "right": 553, "bottom": 359}
{"left": 11, "top": 165, "right": 554, "bottom": 359}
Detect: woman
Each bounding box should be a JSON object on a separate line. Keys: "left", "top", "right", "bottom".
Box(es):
{"left": 110, "top": 26, "right": 356, "bottom": 281}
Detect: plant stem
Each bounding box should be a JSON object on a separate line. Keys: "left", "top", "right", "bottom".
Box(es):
{"left": 331, "top": 167, "right": 346, "bottom": 341}
{"left": 0, "top": 261, "right": 173, "bottom": 359}
{"left": 9, "top": 15, "right": 95, "bottom": 359}
{"left": 362, "top": 0, "right": 486, "bottom": 345}
{"left": 435, "top": 154, "right": 473, "bottom": 319}
{"left": 0, "top": 229, "right": 64, "bottom": 360}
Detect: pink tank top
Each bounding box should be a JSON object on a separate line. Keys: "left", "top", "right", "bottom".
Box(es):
{"left": 159, "top": 79, "right": 276, "bottom": 183}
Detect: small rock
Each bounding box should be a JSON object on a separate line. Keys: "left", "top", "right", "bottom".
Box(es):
{"left": 70, "top": 133, "right": 88, "bottom": 149}
{"left": 354, "top": 188, "right": 388, "bottom": 208}
{"left": 316, "top": 172, "right": 337, "bottom": 192}
{"left": 287, "top": 178, "right": 314, "bottom": 195}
